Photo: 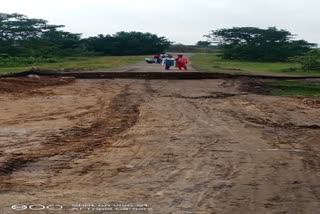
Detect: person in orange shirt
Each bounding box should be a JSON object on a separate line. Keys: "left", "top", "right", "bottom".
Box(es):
{"left": 175, "top": 54, "right": 190, "bottom": 70}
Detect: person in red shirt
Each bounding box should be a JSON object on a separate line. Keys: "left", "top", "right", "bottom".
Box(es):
{"left": 175, "top": 54, "right": 190, "bottom": 70}
{"left": 153, "top": 54, "right": 161, "bottom": 63}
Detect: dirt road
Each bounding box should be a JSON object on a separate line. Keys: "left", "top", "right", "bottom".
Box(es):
{"left": 0, "top": 63, "right": 320, "bottom": 214}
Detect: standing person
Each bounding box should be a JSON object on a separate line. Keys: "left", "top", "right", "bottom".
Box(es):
{"left": 153, "top": 54, "right": 161, "bottom": 63}
{"left": 160, "top": 53, "right": 166, "bottom": 61}
{"left": 164, "top": 55, "right": 175, "bottom": 70}
{"left": 176, "top": 54, "right": 190, "bottom": 70}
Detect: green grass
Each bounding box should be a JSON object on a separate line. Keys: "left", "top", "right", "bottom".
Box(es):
{"left": 271, "top": 80, "right": 320, "bottom": 98}
{"left": 191, "top": 53, "right": 320, "bottom": 76}
{"left": 0, "top": 56, "right": 147, "bottom": 74}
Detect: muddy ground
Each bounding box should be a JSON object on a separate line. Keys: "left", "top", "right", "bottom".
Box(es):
{"left": 0, "top": 74, "right": 320, "bottom": 214}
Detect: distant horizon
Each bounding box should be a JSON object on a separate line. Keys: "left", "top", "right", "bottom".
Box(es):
{"left": 2, "top": 12, "right": 318, "bottom": 47}
{"left": 2, "top": 0, "right": 320, "bottom": 45}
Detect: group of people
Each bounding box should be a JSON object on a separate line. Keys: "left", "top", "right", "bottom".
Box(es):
{"left": 145, "top": 53, "right": 191, "bottom": 71}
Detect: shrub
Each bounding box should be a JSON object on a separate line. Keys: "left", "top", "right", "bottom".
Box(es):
{"left": 0, "top": 56, "right": 62, "bottom": 67}
{"left": 290, "top": 50, "right": 320, "bottom": 71}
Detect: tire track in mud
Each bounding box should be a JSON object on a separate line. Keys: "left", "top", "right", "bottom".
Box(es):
{"left": 0, "top": 105, "right": 98, "bottom": 126}
{"left": 0, "top": 83, "right": 143, "bottom": 184}
{"left": 161, "top": 92, "right": 237, "bottom": 100}
{"left": 222, "top": 98, "right": 320, "bottom": 130}
{"left": 217, "top": 97, "right": 320, "bottom": 211}
{"left": 242, "top": 115, "right": 320, "bottom": 130}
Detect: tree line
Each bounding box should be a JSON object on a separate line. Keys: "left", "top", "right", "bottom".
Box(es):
{"left": 0, "top": 13, "right": 171, "bottom": 57}
{"left": 1, "top": 13, "right": 319, "bottom": 70}
{"left": 206, "top": 27, "right": 316, "bottom": 61}
{"left": 198, "top": 27, "right": 319, "bottom": 70}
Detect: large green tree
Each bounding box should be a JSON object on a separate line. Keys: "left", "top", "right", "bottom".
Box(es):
{"left": 0, "top": 13, "right": 172, "bottom": 57}
{"left": 0, "top": 13, "right": 69, "bottom": 56}
{"left": 196, "top": 41, "right": 211, "bottom": 47}
{"left": 209, "top": 27, "right": 316, "bottom": 61}
{"left": 85, "top": 31, "right": 172, "bottom": 55}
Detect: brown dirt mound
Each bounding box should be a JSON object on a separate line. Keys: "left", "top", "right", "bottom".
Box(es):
{"left": 300, "top": 97, "right": 320, "bottom": 108}
{"left": 238, "top": 78, "right": 272, "bottom": 95}
{"left": 0, "top": 77, "right": 74, "bottom": 94}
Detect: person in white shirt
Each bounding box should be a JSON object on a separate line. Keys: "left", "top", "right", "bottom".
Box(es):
{"left": 163, "top": 55, "right": 175, "bottom": 70}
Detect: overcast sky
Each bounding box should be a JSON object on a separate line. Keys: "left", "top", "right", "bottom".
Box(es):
{"left": 1, "top": 0, "right": 319, "bottom": 45}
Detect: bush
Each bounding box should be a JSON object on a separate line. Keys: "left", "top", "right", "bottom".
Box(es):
{"left": 290, "top": 50, "right": 320, "bottom": 71}
{"left": 281, "top": 67, "right": 300, "bottom": 72}
{"left": 0, "top": 56, "right": 62, "bottom": 67}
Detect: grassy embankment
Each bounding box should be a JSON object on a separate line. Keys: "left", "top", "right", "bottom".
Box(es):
{"left": 192, "top": 53, "right": 320, "bottom": 98}
{"left": 271, "top": 80, "right": 320, "bottom": 99}
{"left": 191, "top": 53, "right": 320, "bottom": 76}
{"left": 0, "top": 56, "right": 147, "bottom": 74}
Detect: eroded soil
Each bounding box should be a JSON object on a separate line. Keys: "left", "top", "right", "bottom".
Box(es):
{"left": 0, "top": 76, "right": 320, "bottom": 214}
